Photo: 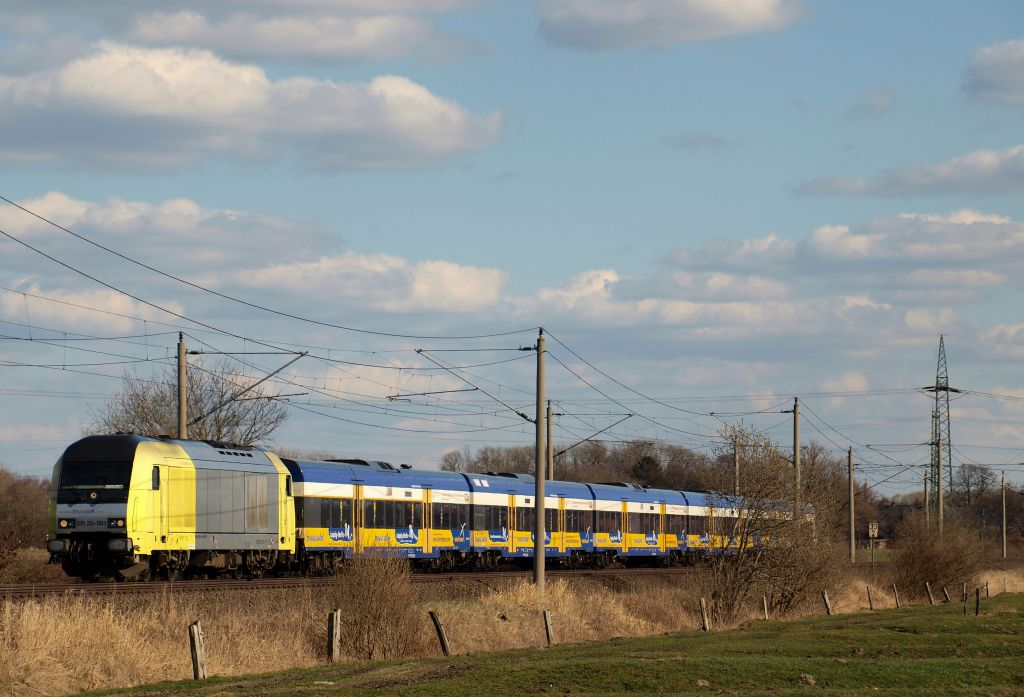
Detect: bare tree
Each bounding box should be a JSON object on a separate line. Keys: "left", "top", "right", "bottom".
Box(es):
{"left": 955, "top": 463, "right": 995, "bottom": 508}
{"left": 0, "top": 466, "right": 51, "bottom": 575}
{"left": 699, "top": 426, "right": 845, "bottom": 623}
{"left": 88, "top": 358, "right": 288, "bottom": 446}
{"left": 439, "top": 449, "right": 468, "bottom": 472}
{"left": 272, "top": 446, "right": 340, "bottom": 461}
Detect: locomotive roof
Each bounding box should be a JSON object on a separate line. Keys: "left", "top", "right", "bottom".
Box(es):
{"left": 62, "top": 434, "right": 279, "bottom": 473}
{"left": 62, "top": 434, "right": 149, "bottom": 462}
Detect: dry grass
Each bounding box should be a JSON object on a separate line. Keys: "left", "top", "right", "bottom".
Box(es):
{"left": 1, "top": 563, "right": 1021, "bottom": 697}
{"left": 0, "top": 588, "right": 324, "bottom": 696}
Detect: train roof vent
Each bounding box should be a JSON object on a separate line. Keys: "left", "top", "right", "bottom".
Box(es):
{"left": 598, "top": 482, "right": 648, "bottom": 491}
{"left": 327, "top": 458, "right": 370, "bottom": 466}
{"left": 372, "top": 461, "right": 398, "bottom": 472}
{"left": 203, "top": 440, "right": 253, "bottom": 451}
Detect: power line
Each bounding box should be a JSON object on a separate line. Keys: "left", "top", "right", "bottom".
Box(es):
{"left": 544, "top": 330, "right": 712, "bottom": 418}
{"left": 545, "top": 348, "right": 716, "bottom": 443}
{"left": 0, "top": 193, "right": 536, "bottom": 340}
{"left": 184, "top": 333, "right": 525, "bottom": 428}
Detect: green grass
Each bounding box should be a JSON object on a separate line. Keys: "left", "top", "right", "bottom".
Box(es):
{"left": 87, "top": 594, "right": 1024, "bottom": 697}
{"left": 854, "top": 546, "right": 896, "bottom": 564}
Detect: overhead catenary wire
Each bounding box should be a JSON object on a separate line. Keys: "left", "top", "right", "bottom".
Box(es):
{"left": 415, "top": 349, "right": 533, "bottom": 422}
{"left": 184, "top": 333, "right": 528, "bottom": 429}
{"left": 544, "top": 348, "right": 717, "bottom": 443}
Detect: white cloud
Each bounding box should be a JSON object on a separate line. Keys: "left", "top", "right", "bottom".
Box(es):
{"left": 55, "top": 42, "right": 269, "bottom": 118}
{"left": 904, "top": 308, "right": 958, "bottom": 333}
{"left": 529, "top": 269, "right": 809, "bottom": 334}
{"left": 821, "top": 372, "right": 869, "bottom": 407}
{"left": 676, "top": 209, "right": 1024, "bottom": 279}
{"left": 664, "top": 271, "right": 790, "bottom": 300}
{"left": 0, "top": 42, "right": 503, "bottom": 170}
{"left": 965, "top": 38, "right": 1024, "bottom": 106}
{"left": 535, "top": 0, "right": 805, "bottom": 51}
{"left": 0, "top": 284, "right": 184, "bottom": 333}
{"left": 901, "top": 209, "right": 1011, "bottom": 225}
{"left": 807, "top": 224, "right": 881, "bottom": 258}
{"left": 798, "top": 144, "right": 1024, "bottom": 196}
{"left": 0, "top": 191, "right": 90, "bottom": 237}
{"left": 0, "top": 190, "right": 329, "bottom": 265}
{"left": 982, "top": 322, "right": 1024, "bottom": 343}
{"left": 3, "top": 2, "right": 477, "bottom": 67}
{"left": 902, "top": 269, "right": 1006, "bottom": 288}
{"left": 132, "top": 12, "right": 428, "bottom": 61}
{"left": 229, "top": 252, "right": 509, "bottom": 313}
{"left": 977, "top": 323, "right": 1024, "bottom": 361}
{"left": 670, "top": 234, "right": 797, "bottom": 271}
{"left": 128, "top": 11, "right": 475, "bottom": 63}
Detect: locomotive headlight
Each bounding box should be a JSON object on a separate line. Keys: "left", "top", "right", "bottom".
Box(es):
{"left": 58, "top": 518, "right": 75, "bottom": 529}
{"left": 107, "top": 518, "right": 126, "bottom": 528}
{"left": 108, "top": 538, "right": 133, "bottom": 553}
{"left": 47, "top": 539, "right": 69, "bottom": 553}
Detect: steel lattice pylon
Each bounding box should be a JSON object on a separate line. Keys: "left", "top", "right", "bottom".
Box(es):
{"left": 927, "top": 335, "right": 955, "bottom": 506}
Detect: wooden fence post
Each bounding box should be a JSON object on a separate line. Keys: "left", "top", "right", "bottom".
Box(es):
{"left": 699, "top": 598, "right": 710, "bottom": 632}
{"left": 543, "top": 610, "right": 555, "bottom": 648}
{"left": 428, "top": 611, "right": 452, "bottom": 656}
{"left": 941, "top": 586, "right": 951, "bottom": 603}
{"left": 892, "top": 584, "right": 901, "bottom": 609}
{"left": 974, "top": 588, "right": 981, "bottom": 617}
{"left": 327, "top": 609, "right": 341, "bottom": 663}
{"left": 188, "top": 621, "right": 207, "bottom": 680}
{"left": 925, "top": 582, "right": 935, "bottom": 606}
{"left": 985, "top": 581, "right": 990, "bottom": 598}
{"left": 866, "top": 586, "right": 873, "bottom": 611}
{"left": 962, "top": 582, "right": 967, "bottom": 603}
{"left": 762, "top": 595, "right": 769, "bottom": 621}
{"left": 821, "top": 590, "right": 833, "bottom": 616}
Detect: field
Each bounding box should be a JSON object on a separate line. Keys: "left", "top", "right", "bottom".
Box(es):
{"left": 3, "top": 561, "right": 1021, "bottom": 697}
{"left": 75, "top": 591, "right": 1024, "bottom": 697}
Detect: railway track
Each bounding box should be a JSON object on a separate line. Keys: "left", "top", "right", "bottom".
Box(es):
{"left": 0, "top": 566, "right": 692, "bottom": 600}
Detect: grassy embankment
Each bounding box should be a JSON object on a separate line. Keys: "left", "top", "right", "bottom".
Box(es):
{"left": 82, "top": 590, "right": 1024, "bottom": 697}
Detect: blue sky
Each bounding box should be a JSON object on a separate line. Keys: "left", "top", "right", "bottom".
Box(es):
{"left": 2, "top": 1, "right": 1024, "bottom": 494}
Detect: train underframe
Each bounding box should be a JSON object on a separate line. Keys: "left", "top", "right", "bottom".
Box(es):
{"left": 49, "top": 535, "right": 290, "bottom": 582}
{"left": 51, "top": 537, "right": 699, "bottom": 582}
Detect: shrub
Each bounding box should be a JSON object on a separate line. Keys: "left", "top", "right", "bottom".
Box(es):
{"left": 890, "top": 515, "right": 985, "bottom": 599}
{"left": 318, "top": 557, "right": 430, "bottom": 661}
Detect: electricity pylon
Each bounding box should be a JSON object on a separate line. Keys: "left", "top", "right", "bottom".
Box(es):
{"left": 924, "top": 335, "right": 959, "bottom": 509}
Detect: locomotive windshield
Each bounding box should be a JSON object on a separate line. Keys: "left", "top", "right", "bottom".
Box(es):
{"left": 57, "top": 460, "right": 132, "bottom": 503}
